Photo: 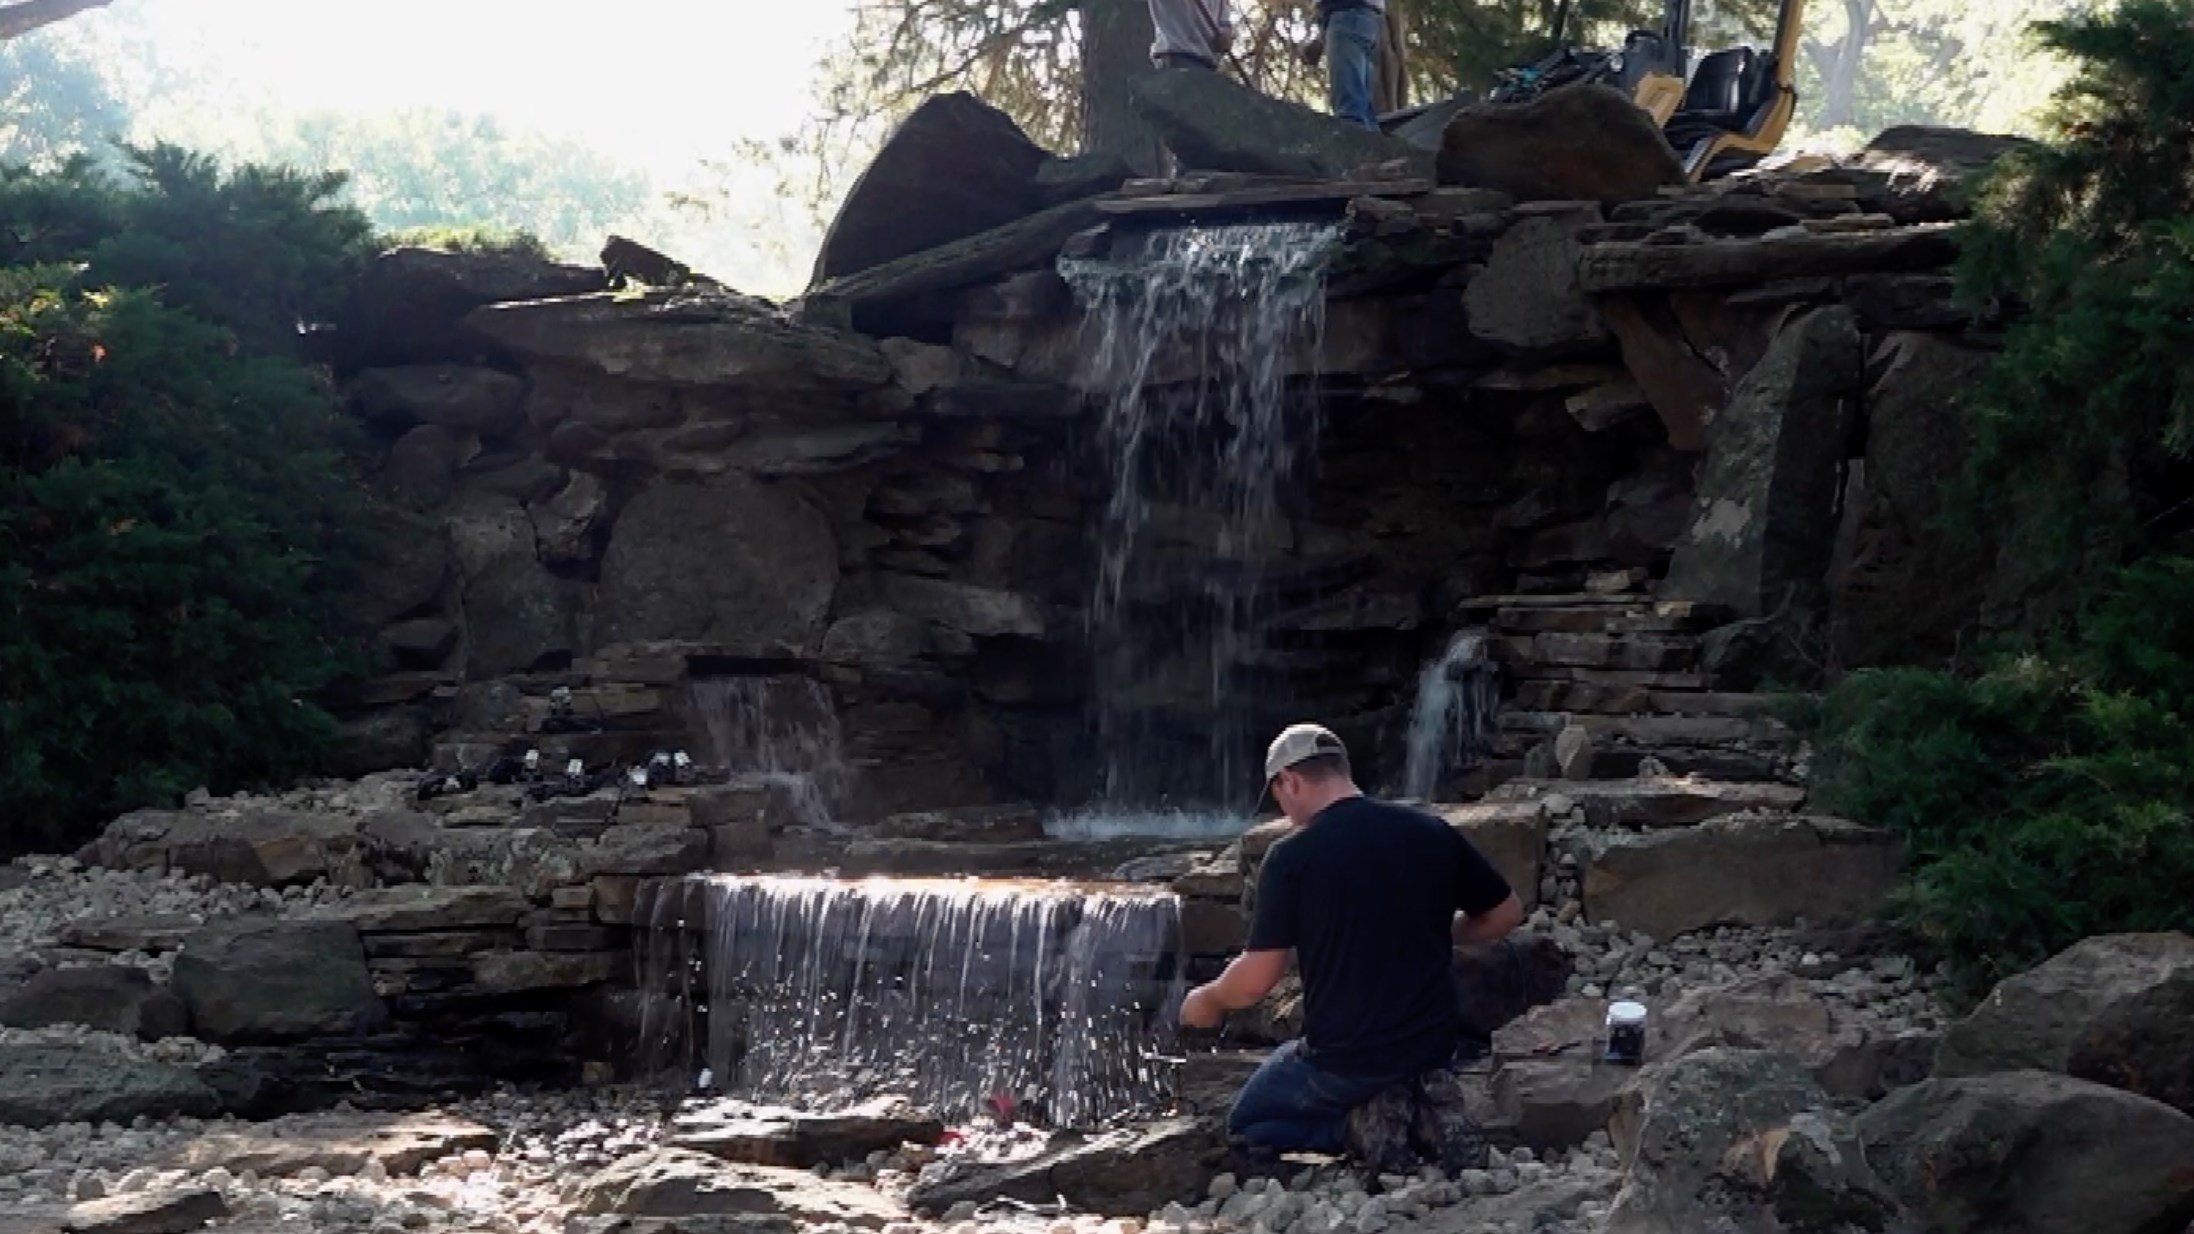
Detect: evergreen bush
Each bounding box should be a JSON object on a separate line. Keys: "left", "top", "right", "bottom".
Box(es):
{"left": 0, "top": 150, "right": 372, "bottom": 854}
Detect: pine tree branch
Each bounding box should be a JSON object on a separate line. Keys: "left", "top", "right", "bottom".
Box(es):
{"left": 0, "top": 0, "right": 116, "bottom": 41}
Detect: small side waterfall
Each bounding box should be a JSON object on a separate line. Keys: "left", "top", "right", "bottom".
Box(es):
{"left": 688, "top": 676, "right": 851, "bottom": 827}
{"left": 1061, "top": 222, "right": 1342, "bottom": 804}
{"left": 1397, "top": 631, "right": 1501, "bottom": 801}
{"left": 639, "top": 875, "right": 1185, "bottom": 1128}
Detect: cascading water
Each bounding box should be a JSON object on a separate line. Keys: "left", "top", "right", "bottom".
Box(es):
{"left": 638, "top": 874, "right": 1184, "bottom": 1128}
{"left": 688, "top": 676, "right": 851, "bottom": 828}
{"left": 1397, "top": 630, "right": 1501, "bottom": 801}
{"left": 1061, "top": 221, "right": 1342, "bottom": 807}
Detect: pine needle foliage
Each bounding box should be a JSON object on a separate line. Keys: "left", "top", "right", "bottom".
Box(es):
{"left": 0, "top": 148, "right": 373, "bottom": 853}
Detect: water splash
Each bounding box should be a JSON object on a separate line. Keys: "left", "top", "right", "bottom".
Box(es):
{"left": 1042, "top": 807, "right": 1250, "bottom": 842}
{"left": 689, "top": 676, "right": 851, "bottom": 827}
{"left": 1397, "top": 630, "right": 1501, "bottom": 801}
{"left": 1060, "top": 222, "right": 1342, "bottom": 804}
{"left": 637, "top": 875, "right": 1186, "bottom": 1128}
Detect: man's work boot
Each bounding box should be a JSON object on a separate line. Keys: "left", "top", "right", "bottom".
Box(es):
{"left": 1409, "top": 1067, "right": 1490, "bottom": 1174}
{"left": 1343, "top": 1082, "right": 1419, "bottom": 1175}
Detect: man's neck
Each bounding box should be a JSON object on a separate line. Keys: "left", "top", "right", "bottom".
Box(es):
{"left": 1294, "top": 782, "right": 1364, "bottom": 824}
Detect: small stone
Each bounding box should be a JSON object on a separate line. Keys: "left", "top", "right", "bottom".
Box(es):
{"left": 944, "top": 1202, "right": 980, "bottom": 1223}
{"left": 198, "top": 1168, "right": 232, "bottom": 1192}
{"left": 1459, "top": 1170, "right": 1492, "bottom": 1196}
{"left": 1489, "top": 1169, "right": 1519, "bottom": 1195}
{"left": 297, "top": 1166, "right": 330, "bottom": 1185}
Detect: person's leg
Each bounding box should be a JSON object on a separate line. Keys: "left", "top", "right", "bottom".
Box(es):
{"left": 1324, "top": 8, "right": 1384, "bottom": 129}
{"left": 1228, "top": 1041, "right": 1396, "bottom": 1153}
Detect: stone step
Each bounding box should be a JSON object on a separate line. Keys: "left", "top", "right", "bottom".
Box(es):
{"left": 1499, "top": 712, "right": 1796, "bottom": 747}
{"left": 1489, "top": 605, "right": 1718, "bottom": 636}
{"left": 1571, "top": 815, "right": 1902, "bottom": 940}
{"left": 1508, "top": 665, "right": 1712, "bottom": 691}
{"left": 1513, "top": 682, "right": 1798, "bottom": 718}
{"left": 1487, "top": 776, "right": 1807, "bottom": 829}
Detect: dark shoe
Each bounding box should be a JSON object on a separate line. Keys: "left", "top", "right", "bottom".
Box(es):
{"left": 1409, "top": 1069, "right": 1489, "bottom": 1173}
{"left": 1224, "top": 1137, "right": 1314, "bottom": 1186}
{"left": 1343, "top": 1082, "right": 1419, "bottom": 1175}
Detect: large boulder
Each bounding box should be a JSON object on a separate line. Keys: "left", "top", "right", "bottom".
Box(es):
{"left": 170, "top": 920, "right": 385, "bottom": 1043}
{"left": 576, "top": 1149, "right": 902, "bottom": 1228}
{"left": 1582, "top": 813, "right": 1902, "bottom": 940}
{"left": 1438, "top": 85, "right": 1685, "bottom": 204}
{"left": 1828, "top": 332, "right": 1994, "bottom": 667}
{"left": 813, "top": 93, "right": 1050, "bottom": 283}
{"left": 0, "top": 966, "right": 189, "bottom": 1041}
{"left": 1130, "top": 69, "right": 1431, "bottom": 180}
{"left": 0, "top": 1040, "right": 220, "bottom": 1128}
{"left": 907, "top": 1117, "right": 1220, "bottom": 1218}
{"left": 1934, "top": 933, "right": 2194, "bottom": 1117}
{"left": 461, "top": 554, "right": 580, "bottom": 678}
{"left": 1606, "top": 1048, "right": 1910, "bottom": 1234}
{"left": 1664, "top": 307, "right": 1864, "bottom": 620}
{"left": 596, "top": 475, "right": 838, "bottom": 653}
{"left": 1859, "top": 1071, "right": 2194, "bottom": 1234}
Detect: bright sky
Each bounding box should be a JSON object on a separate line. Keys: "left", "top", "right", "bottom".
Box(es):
{"left": 100, "top": 0, "right": 860, "bottom": 175}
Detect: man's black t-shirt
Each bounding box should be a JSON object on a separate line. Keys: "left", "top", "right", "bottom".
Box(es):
{"left": 1244, "top": 796, "right": 1514, "bottom": 1078}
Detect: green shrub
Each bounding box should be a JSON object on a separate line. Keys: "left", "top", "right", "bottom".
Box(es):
{"left": 0, "top": 150, "right": 371, "bottom": 854}
{"left": 384, "top": 224, "right": 553, "bottom": 261}
{"left": 1813, "top": 560, "right": 2194, "bottom": 997}
{"left": 1951, "top": 0, "right": 2194, "bottom": 599}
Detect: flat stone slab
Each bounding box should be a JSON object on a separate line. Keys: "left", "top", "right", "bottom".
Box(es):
{"left": 305, "top": 886, "right": 528, "bottom": 933}
{"left": 670, "top": 1098, "right": 944, "bottom": 1169}
{"left": 1488, "top": 777, "right": 1807, "bottom": 829}
{"left": 55, "top": 915, "right": 201, "bottom": 953}
{"left": 1583, "top": 814, "right": 1902, "bottom": 940}
{"left": 61, "top": 1190, "right": 226, "bottom": 1234}
{"left": 159, "top": 1111, "right": 499, "bottom": 1178}
{"left": 577, "top": 1149, "right": 904, "bottom": 1228}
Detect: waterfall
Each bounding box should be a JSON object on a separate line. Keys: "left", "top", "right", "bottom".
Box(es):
{"left": 1061, "top": 222, "right": 1341, "bottom": 806}
{"left": 688, "top": 676, "right": 851, "bottom": 828}
{"left": 1397, "top": 631, "right": 1501, "bottom": 801}
{"left": 639, "top": 874, "right": 1185, "bottom": 1128}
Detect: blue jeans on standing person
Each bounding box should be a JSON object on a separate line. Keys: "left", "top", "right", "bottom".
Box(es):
{"left": 1227, "top": 1039, "right": 1411, "bottom": 1152}
{"left": 1324, "top": 6, "right": 1385, "bottom": 130}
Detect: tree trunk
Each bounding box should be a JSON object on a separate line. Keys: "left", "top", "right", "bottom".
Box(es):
{"left": 1818, "top": 0, "right": 1876, "bottom": 129}
{"left": 0, "top": 0, "right": 116, "bottom": 41}
{"left": 1080, "top": 0, "right": 1166, "bottom": 175}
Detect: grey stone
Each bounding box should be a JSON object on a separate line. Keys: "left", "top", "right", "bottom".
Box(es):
{"left": 671, "top": 1098, "right": 945, "bottom": 1169}
{"left": 597, "top": 476, "right": 838, "bottom": 653}
{"left": 1665, "top": 307, "right": 1863, "bottom": 619}
{"left": 0, "top": 1041, "right": 219, "bottom": 1129}
{"left": 532, "top": 471, "right": 609, "bottom": 567}
{"left": 305, "top": 886, "right": 529, "bottom": 933}
{"left": 467, "top": 289, "right": 891, "bottom": 394}
{"left": 1130, "top": 69, "right": 1430, "bottom": 180}
{"left": 880, "top": 574, "right": 1046, "bottom": 638}
{"left": 576, "top": 1149, "right": 903, "bottom": 1227}
{"left": 582, "top": 826, "right": 711, "bottom": 877}
{"left": 0, "top": 966, "right": 189, "bottom": 1041}
{"left": 380, "top": 618, "right": 458, "bottom": 668}
{"left": 1583, "top": 814, "right": 1902, "bottom": 940}
{"left": 60, "top": 1189, "right": 227, "bottom": 1234}
{"left": 1491, "top": 1059, "right": 1635, "bottom": 1151}
{"left": 1859, "top": 1071, "right": 2194, "bottom": 1234}
{"left": 78, "top": 806, "right": 365, "bottom": 888}
{"left": 381, "top": 424, "right": 473, "bottom": 509}
{"left": 171, "top": 919, "right": 385, "bottom": 1043}
{"left": 342, "top": 245, "right": 605, "bottom": 366}
{"left": 1935, "top": 932, "right": 2194, "bottom": 1117}
{"left": 472, "top": 950, "right": 622, "bottom": 993}
{"left": 460, "top": 553, "right": 580, "bottom": 678}
{"left": 1438, "top": 86, "right": 1684, "bottom": 203}
{"left": 161, "top": 1112, "right": 499, "bottom": 1177}
{"left": 1605, "top": 1048, "right": 1909, "bottom": 1234}
{"left": 350, "top": 365, "right": 526, "bottom": 436}
{"left": 814, "top": 92, "right": 1049, "bottom": 283}
{"left": 1464, "top": 212, "right": 1608, "bottom": 356}
{"left": 908, "top": 1117, "right": 1219, "bottom": 1218}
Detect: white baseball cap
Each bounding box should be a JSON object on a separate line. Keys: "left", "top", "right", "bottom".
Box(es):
{"left": 1264, "top": 723, "right": 1348, "bottom": 781}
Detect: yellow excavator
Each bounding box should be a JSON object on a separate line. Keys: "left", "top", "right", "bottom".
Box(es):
{"left": 1485, "top": 0, "right": 1808, "bottom": 182}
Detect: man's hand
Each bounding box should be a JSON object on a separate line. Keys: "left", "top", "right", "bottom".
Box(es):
{"left": 1181, "top": 984, "right": 1226, "bottom": 1030}
{"left": 1300, "top": 34, "right": 1326, "bottom": 67}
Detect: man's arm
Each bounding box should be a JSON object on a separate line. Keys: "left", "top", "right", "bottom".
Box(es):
{"left": 1181, "top": 948, "right": 1290, "bottom": 1028}
{"left": 1453, "top": 892, "right": 1525, "bottom": 947}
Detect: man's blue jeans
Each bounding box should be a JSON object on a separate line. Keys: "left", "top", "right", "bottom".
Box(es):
{"left": 1227, "top": 1040, "right": 1411, "bottom": 1152}
{"left": 1324, "top": 7, "right": 1384, "bottom": 130}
